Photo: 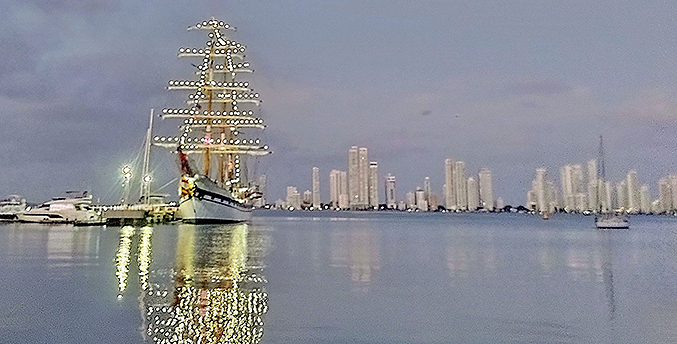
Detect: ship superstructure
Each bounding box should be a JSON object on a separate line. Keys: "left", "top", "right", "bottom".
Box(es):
{"left": 154, "top": 18, "right": 270, "bottom": 223}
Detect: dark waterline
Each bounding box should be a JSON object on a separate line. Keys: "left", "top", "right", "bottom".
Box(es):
{"left": 2, "top": 213, "right": 677, "bottom": 343}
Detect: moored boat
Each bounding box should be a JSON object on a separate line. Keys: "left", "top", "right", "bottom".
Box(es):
{"left": 17, "top": 191, "right": 101, "bottom": 224}
{"left": 0, "top": 195, "right": 26, "bottom": 221}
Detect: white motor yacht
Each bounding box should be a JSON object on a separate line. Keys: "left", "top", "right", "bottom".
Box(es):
{"left": 18, "top": 191, "right": 99, "bottom": 224}
{"left": 0, "top": 195, "right": 27, "bottom": 221}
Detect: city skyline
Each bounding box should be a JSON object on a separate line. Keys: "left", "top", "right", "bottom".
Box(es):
{"left": 3, "top": 1, "right": 677, "bottom": 206}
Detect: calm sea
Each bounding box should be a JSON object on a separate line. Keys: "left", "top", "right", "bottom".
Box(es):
{"left": 2, "top": 212, "right": 677, "bottom": 343}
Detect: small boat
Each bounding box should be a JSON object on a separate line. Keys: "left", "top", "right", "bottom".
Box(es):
{"left": 542, "top": 212, "right": 549, "bottom": 220}
{"left": 595, "top": 213, "right": 629, "bottom": 229}
{"left": 17, "top": 191, "right": 101, "bottom": 224}
{"left": 0, "top": 195, "right": 26, "bottom": 221}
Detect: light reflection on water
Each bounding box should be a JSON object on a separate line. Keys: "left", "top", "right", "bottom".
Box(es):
{"left": 114, "top": 223, "right": 271, "bottom": 344}
{"left": 4, "top": 214, "right": 677, "bottom": 343}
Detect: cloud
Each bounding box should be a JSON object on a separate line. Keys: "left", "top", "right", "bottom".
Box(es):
{"left": 503, "top": 79, "right": 572, "bottom": 96}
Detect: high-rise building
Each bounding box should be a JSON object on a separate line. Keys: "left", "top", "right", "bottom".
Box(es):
{"left": 467, "top": 177, "right": 479, "bottom": 211}
{"left": 348, "top": 146, "right": 369, "bottom": 209}
{"left": 670, "top": 175, "right": 677, "bottom": 212}
{"left": 303, "top": 190, "right": 312, "bottom": 205}
{"left": 358, "top": 148, "right": 369, "bottom": 208}
{"left": 604, "top": 181, "right": 614, "bottom": 211}
{"left": 428, "top": 194, "right": 439, "bottom": 210}
{"left": 478, "top": 168, "right": 494, "bottom": 211}
{"left": 329, "top": 169, "right": 343, "bottom": 208}
{"left": 454, "top": 161, "right": 467, "bottom": 210}
{"left": 572, "top": 164, "right": 584, "bottom": 194}
{"left": 616, "top": 180, "right": 627, "bottom": 210}
{"left": 587, "top": 159, "right": 598, "bottom": 186}
{"left": 406, "top": 191, "right": 416, "bottom": 209}
{"left": 385, "top": 174, "right": 396, "bottom": 209}
{"left": 547, "top": 180, "right": 559, "bottom": 212}
{"left": 496, "top": 197, "right": 505, "bottom": 210}
{"left": 659, "top": 177, "right": 672, "bottom": 213}
{"left": 535, "top": 168, "right": 548, "bottom": 213}
{"left": 348, "top": 146, "right": 359, "bottom": 206}
{"left": 604, "top": 181, "right": 613, "bottom": 212}
{"left": 626, "top": 170, "right": 640, "bottom": 213}
{"left": 415, "top": 188, "right": 427, "bottom": 211}
{"left": 560, "top": 165, "right": 575, "bottom": 211}
{"left": 368, "top": 162, "right": 378, "bottom": 208}
{"left": 588, "top": 180, "right": 598, "bottom": 212}
{"left": 423, "top": 176, "right": 432, "bottom": 206}
{"left": 312, "top": 166, "right": 320, "bottom": 209}
{"left": 527, "top": 190, "right": 537, "bottom": 211}
{"left": 329, "top": 170, "right": 339, "bottom": 207}
{"left": 640, "top": 185, "right": 650, "bottom": 213}
{"left": 444, "top": 159, "right": 456, "bottom": 209}
{"left": 286, "top": 186, "right": 301, "bottom": 209}
{"left": 339, "top": 171, "right": 349, "bottom": 209}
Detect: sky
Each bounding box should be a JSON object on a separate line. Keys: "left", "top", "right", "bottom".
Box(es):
{"left": 2, "top": 0, "right": 677, "bottom": 205}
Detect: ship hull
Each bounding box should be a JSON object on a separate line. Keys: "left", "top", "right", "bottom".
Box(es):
{"left": 179, "top": 175, "right": 252, "bottom": 224}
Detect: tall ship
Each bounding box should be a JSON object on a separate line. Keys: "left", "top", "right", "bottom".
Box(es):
{"left": 155, "top": 19, "right": 270, "bottom": 223}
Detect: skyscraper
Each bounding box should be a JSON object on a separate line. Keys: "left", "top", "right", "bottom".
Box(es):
{"left": 406, "top": 191, "right": 416, "bottom": 209}
{"left": 626, "top": 170, "right": 640, "bottom": 213}
{"left": 348, "top": 146, "right": 359, "bottom": 206}
{"left": 604, "top": 181, "right": 613, "bottom": 212}
{"left": 444, "top": 159, "right": 456, "bottom": 209}
{"left": 312, "top": 166, "right": 320, "bottom": 209}
{"left": 535, "top": 168, "right": 548, "bottom": 213}
{"left": 329, "top": 169, "right": 340, "bottom": 207}
{"left": 423, "top": 176, "right": 432, "bottom": 206}
{"left": 467, "top": 177, "right": 479, "bottom": 211}
{"left": 330, "top": 169, "right": 349, "bottom": 209}
{"left": 368, "top": 161, "right": 378, "bottom": 208}
{"left": 668, "top": 175, "right": 677, "bottom": 212}
{"left": 454, "top": 161, "right": 467, "bottom": 210}
{"left": 339, "top": 171, "right": 349, "bottom": 209}
{"left": 640, "top": 185, "right": 650, "bottom": 213}
{"left": 587, "top": 159, "right": 598, "bottom": 185}
{"left": 348, "top": 146, "right": 369, "bottom": 209}
{"left": 659, "top": 177, "right": 672, "bottom": 213}
{"left": 415, "top": 188, "right": 427, "bottom": 211}
{"left": 385, "top": 174, "right": 396, "bottom": 209}
{"left": 478, "top": 168, "right": 494, "bottom": 211}
{"left": 358, "top": 148, "right": 369, "bottom": 208}
{"left": 560, "top": 165, "right": 575, "bottom": 211}
{"left": 286, "top": 186, "right": 301, "bottom": 209}
{"left": 616, "top": 180, "right": 627, "bottom": 210}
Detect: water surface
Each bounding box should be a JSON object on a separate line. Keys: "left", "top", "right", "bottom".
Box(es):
{"left": 2, "top": 212, "right": 677, "bottom": 343}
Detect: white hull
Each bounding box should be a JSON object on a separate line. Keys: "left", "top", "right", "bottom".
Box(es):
{"left": 179, "top": 196, "right": 252, "bottom": 223}
{"left": 595, "top": 215, "right": 630, "bottom": 229}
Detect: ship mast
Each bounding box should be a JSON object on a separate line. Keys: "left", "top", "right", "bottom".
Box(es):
{"left": 155, "top": 18, "right": 270, "bottom": 194}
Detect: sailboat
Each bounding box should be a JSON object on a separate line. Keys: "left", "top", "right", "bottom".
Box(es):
{"left": 155, "top": 19, "right": 270, "bottom": 223}
{"left": 595, "top": 136, "right": 630, "bottom": 229}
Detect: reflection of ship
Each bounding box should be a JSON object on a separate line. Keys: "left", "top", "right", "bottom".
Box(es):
{"left": 138, "top": 223, "right": 270, "bottom": 344}
{"left": 0, "top": 195, "right": 26, "bottom": 221}
{"left": 17, "top": 191, "right": 100, "bottom": 224}
{"left": 594, "top": 136, "right": 630, "bottom": 229}
{"left": 154, "top": 19, "right": 270, "bottom": 223}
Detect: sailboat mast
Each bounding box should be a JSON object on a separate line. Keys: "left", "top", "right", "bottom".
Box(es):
{"left": 597, "top": 135, "right": 606, "bottom": 213}
{"left": 140, "top": 108, "right": 154, "bottom": 204}
{"left": 598, "top": 135, "right": 606, "bottom": 181}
